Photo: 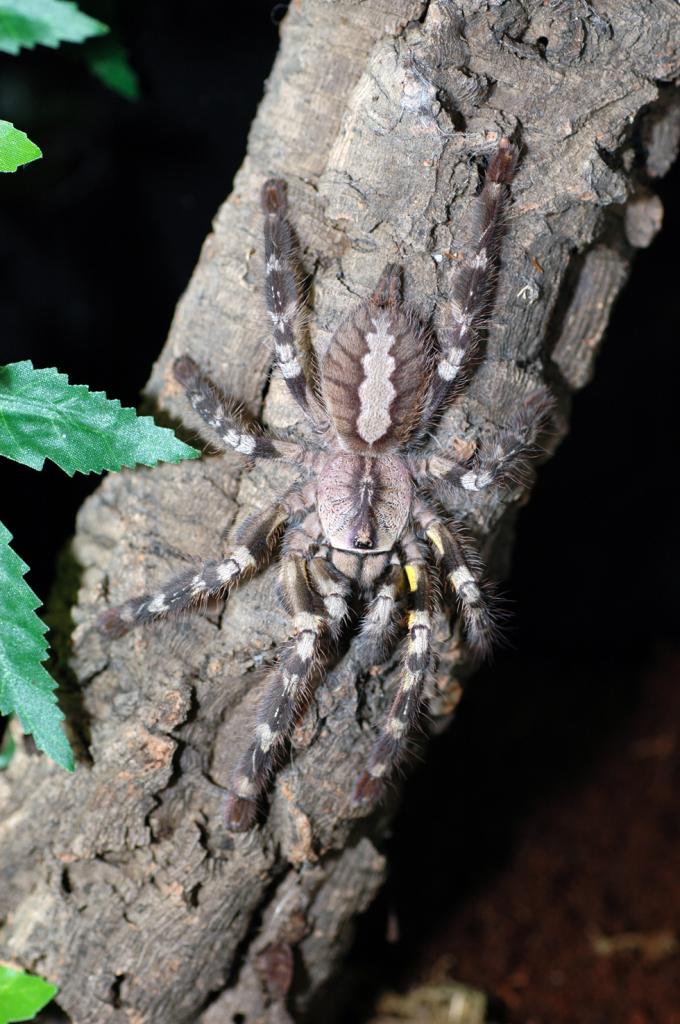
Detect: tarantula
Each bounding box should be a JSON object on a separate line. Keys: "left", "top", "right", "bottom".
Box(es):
{"left": 98, "top": 138, "right": 549, "bottom": 832}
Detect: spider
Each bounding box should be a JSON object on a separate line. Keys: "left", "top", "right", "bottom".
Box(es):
{"left": 98, "top": 138, "right": 550, "bottom": 832}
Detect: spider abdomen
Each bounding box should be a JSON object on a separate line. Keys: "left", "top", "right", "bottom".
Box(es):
{"left": 321, "top": 273, "right": 429, "bottom": 454}
{"left": 317, "top": 452, "right": 412, "bottom": 553}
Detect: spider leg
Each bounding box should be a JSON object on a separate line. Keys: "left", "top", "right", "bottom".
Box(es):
{"left": 414, "top": 498, "right": 496, "bottom": 656}
{"left": 307, "top": 551, "right": 351, "bottom": 637}
{"left": 414, "top": 389, "right": 552, "bottom": 493}
{"left": 423, "top": 139, "right": 518, "bottom": 423}
{"left": 357, "top": 557, "right": 406, "bottom": 665}
{"left": 285, "top": 517, "right": 351, "bottom": 635}
{"left": 97, "top": 490, "right": 310, "bottom": 638}
{"left": 173, "top": 354, "right": 311, "bottom": 464}
{"left": 224, "top": 554, "right": 333, "bottom": 831}
{"left": 353, "top": 551, "right": 434, "bottom": 807}
{"left": 261, "top": 179, "right": 327, "bottom": 427}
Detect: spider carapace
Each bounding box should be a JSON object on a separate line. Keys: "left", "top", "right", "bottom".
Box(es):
{"left": 98, "top": 139, "right": 550, "bottom": 831}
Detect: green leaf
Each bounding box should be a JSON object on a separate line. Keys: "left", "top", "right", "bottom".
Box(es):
{"left": 0, "top": 522, "right": 74, "bottom": 770}
{"left": 0, "top": 0, "right": 108, "bottom": 55}
{"left": 85, "top": 36, "right": 140, "bottom": 100}
{"left": 0, "top": 965, "right": 57, "bottom": 1024}
{"left": 0, "top": 361, "right": 199, "bottom": 475}
{"left": 0, "top": 120, "right": 41, "bottom": 172}
{"left": 0, "top": 726, "right": 16, "bottom": 769}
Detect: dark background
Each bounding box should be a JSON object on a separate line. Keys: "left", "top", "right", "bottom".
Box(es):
{"left": 1, "top": 3, "right": 678, "bottom": 1021}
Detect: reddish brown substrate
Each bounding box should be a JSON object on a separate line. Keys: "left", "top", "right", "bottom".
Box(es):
{"left": 414, "top": 652, "right": 680, "bottom": 1024}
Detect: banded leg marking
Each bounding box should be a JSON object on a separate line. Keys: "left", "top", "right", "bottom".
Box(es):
{"left": 308, "top": 555, "right": 351, "bottom": 636}
{"left": 418, "top": 390, "right": 552, "bottom": 493}
{"left": 261, "top": 179, "right": 318, "bottom": 420}
{"left": 416, "top": 506, "right": 495, "bottom": 657}
{"left": 353, "top": 560, "right": 433, "bottom": 806}
{"left": 358, "top": 561, "right": 405, "bottom": 664}
{"left": 173, "top": 354, "right": 306, "bottom": 463}
{"left": 426, "top": 139, "right": 518, "bottom": 418}
{"left": 224, "top": 556, "right": 329, "bottom": 831}
{"left": 97, "top": 504, "right": 290, "bottom": 639}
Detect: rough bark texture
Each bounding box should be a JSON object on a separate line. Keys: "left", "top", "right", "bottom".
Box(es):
{"left": 1, "top": 2, "right": 679, "bottom": 1022}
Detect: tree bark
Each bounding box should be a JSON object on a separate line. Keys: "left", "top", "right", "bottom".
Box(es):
{"left": 1, "top": 2, "right": 678, "bottom": 1022}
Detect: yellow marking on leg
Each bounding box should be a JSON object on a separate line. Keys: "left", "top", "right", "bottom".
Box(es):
{"left": 408, "top": 610, "right": 430, "bottom": 629}
{"left": 426, "top": 527, "right": 445, "bottom": 556}
{"left": 405, "top": 564, "right": 419, "bottom": 592}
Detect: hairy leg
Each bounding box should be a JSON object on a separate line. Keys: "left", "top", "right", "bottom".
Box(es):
{"left": 422, "top": 139, "right": 519, "bottom": 422}
{"left": 97, "top": 489, "right": 310, "bottom": 638}
{"left": 173, "top": 354, "right": 312, "bottom": 464}
{"left": 356, "top": 557, "right": 406, "bottom": 665}
{"left": 307, "top": 552, "right": 351, "bottom": 637}
{"left": 414, "top": 389, "right": 552, "bottom": 493}
{"left": 261, "top": 179, "right": 328, "bottom": 427}
{"left": 353, "top": 549, "right": 434, "bottom": 807}
{"left": 285, "top": 519, "right": 351, "bottom": 634}
{"left": 224, "top": 554, "right": 332, "bottom": 831}
{"left": 413, "top": 499, "right": 496, "bottom": 657}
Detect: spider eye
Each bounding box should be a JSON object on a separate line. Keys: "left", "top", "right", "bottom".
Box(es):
{"left": 354, "top": 538, "right": 374, "bottom": 550}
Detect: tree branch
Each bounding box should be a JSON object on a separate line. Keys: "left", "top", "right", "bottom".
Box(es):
{"left": 1, "top": 2, "right": 678, "bottom": 1021}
